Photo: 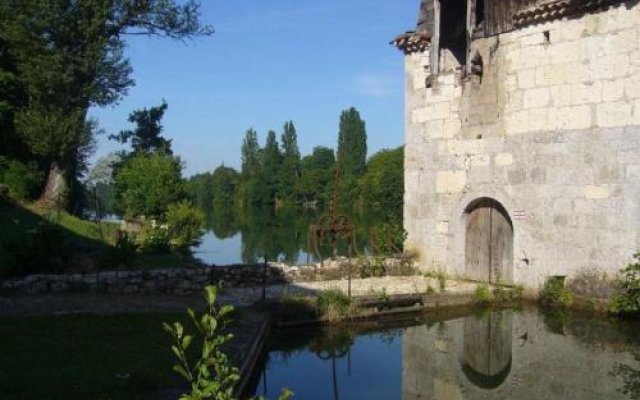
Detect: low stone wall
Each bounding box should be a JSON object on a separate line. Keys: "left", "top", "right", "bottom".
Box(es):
{"left": 0, "top": 256, "right": 417, "bottom": 296}
{"left": 0, "top": 264, "right": 290, "bottom": 295}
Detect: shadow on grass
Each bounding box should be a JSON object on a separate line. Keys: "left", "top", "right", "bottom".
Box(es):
{"left": 0, "top": 197, "right": 118, "bottom": 277}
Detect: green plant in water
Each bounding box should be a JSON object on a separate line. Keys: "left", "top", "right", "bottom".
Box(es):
{"left": 165, "top": 284, "right": 292, "bottom": 400}
{"left": 541, "top": 276, "right": 574, "bottom": 308}
{"left": 474, "top": 284, "right": 493, "bottom": 305}
{"left": 609, "top": 253, "right": 640, "bottom": 316}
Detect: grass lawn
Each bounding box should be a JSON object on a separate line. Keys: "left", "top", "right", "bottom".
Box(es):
{"left": 0, "top": 313, "right": 188, "bottom": 400}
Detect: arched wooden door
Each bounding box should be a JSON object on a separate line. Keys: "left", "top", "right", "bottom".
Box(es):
{"left": 465, "top": 198, "right": 513, "bottom": 284}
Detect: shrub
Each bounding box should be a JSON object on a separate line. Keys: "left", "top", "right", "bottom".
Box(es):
{"left": 111, "top": 232, "right": 139, "bottom": 268}
{"left": 609, "top": 253, "right": 640, "bottom": 316}
{"left": 316, "top": 289, "right": 354, "bottom": 322}
{"left": 165, "top": 200, "right": 206, "bottom": 252}
{"left": 372, "top": 218, "right": 407, "bottom": 255}
{"left": 140, "top": 221, "right": 171, "bottom": 253}
{"left": 0, "top": 158, "right": 44, "bottom": 200}
{"left": 540, "top": 276, "right": 574, "bottom": 308}
{"left": 358, "top": 256, "right": 385, "bottom": 278}
{"left": 164, "top": 284, "right": 293, "bottom": 400}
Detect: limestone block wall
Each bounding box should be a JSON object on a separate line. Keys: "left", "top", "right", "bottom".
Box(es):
{"left": 404, "top": 4, "right": 640, "bottom": 289}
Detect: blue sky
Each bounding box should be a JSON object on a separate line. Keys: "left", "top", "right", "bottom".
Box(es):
{"left": 89, "top": 1, "right": 418, "bottom": 176}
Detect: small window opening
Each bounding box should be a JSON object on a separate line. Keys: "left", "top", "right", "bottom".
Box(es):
{"left": 440, "top": 0, "right": 467, "bottom": 71}
{"left": 543, "top": 31, "right": 550, "bottom": 43}
{"left": 469, "top": 52, "right": 484, "bottom": 83}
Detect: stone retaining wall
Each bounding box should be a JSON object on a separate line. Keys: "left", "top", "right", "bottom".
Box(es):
{"left": 0, "top": 257, "right": 416, "bottom": 295}
{"left": 0, "top": 264, "right": 290, "bottom": 295}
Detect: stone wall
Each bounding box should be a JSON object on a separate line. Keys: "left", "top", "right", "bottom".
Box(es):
{"left": 0, "top": 256, "right": 416, "bottom": 295}
{"left": 404, "top": 4, "right": 640, "bottom": 289}
{"left": 0, "top": 265, "right": 290, "bottom": 295}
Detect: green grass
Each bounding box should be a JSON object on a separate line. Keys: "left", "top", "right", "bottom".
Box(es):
{"left": 0, "top": 313, "right": 186, "bottom": 400}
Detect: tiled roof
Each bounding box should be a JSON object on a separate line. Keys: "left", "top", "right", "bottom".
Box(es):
{"left": 513, "top": 0, "right": 629, "bottom": 28}
{"left": 391, "top": 31, "right": 431, "bottom": 54}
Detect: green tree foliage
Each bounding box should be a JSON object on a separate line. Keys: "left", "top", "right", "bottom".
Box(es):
{"left": 337, "top": 107, "right": 367, "bottom": 177}
{"left": 359, "top": 147, "right": 404, "bottom": 219}
{"left": 212, "top": 166, "right": 239, "bottom": 207}
{"left": 114, "top": 152, "right": 184, "bottom": 219}
{"left": 0, "top": 158, "right": 44, "bottom": 200}
{"left": 186, "top": 172, "right": 215, "bottom": 211}
{"left": 609, "top": 253, "right": 640, "bottom": 315}
{"left": 279, "top": 121, "right": 301, "bottom": 203}
{"left": 110, "top": 101, "right": 173, "bottom": 156}
{"left": 166, "top": 200, "right": 206, "bottom": 253}
{"left": 296, "top": 146, "right": 335, "bottom": 205}
{"left": 0, "top": 0, "right": 212, "bottom": 206}
{"left": 260, "top": 130, "right": 282, "bottom": 204}
{"left": 239, "top": 128, "right": 261, "bottom": 205}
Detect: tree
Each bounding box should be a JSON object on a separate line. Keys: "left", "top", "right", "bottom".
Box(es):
{"left": 261, "top": 130, "right": 282, "bottom": 204}
{"left": 278, "top": 121, "right": 301, "bottom": 203}
{"left": 296, "top": 146, "right": 335, "bottom": 205}
{"left": 185, "top": 172, "right": 215, "bottom": 211}
{"left": 359, "top": 147, "right": 404, "bottom": 220}
{"left": 238, "top": 129, "right": 261, "bottom": 205}
{"left": 109, "top": 101, "right": 173, "bottom": 155}
{"left": 211, "top": 165, "right": 239, "bottom": 207}
{"left": 0, "top": 0, "right": 213, "bottom": 207}
{"left": 114, "top": 152, "right": 184, "bottom": 218}
{"left": 337, "top": 107, "right": 367, "bottom": 177}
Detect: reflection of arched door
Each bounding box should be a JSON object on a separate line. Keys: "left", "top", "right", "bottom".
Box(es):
{"left": 465, "top": 198, "right": 513, "bottom": 284}
{"left": 461, "top": 310, "right": 513, "bottom": 389}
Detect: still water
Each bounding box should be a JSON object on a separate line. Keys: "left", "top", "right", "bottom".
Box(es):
{"left": 247, "top": 308, "right": 640, "bottom": 400}
{"left": 192, "top": 206, "right": 381, "bottom": 266}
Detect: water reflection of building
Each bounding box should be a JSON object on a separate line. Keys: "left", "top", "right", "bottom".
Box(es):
{"left": 402, "top": 310, "right": 633, "bottom": 400}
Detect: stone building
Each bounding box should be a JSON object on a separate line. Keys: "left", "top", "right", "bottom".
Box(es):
{"left": 393, "top": 0, "right": 640, "bottom": 290}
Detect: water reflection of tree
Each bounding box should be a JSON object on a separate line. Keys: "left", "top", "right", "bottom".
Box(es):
{"left": 308, "top": 326, "right": 356, "bottom": 400}
{"left": 611, "top": 352, "right": 640, "bottom": 400}
{"left": 207, "top": 202, "right": 382, "bottom": 264}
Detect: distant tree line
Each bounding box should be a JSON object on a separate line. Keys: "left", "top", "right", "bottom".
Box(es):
{"left": 184, "top": 107, "right": 404, "bottom": 221}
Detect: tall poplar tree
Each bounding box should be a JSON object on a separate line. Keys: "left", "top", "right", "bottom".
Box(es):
{"left": 279, "top": 121, "right": 301, "bottom": 203}
{"left": 261, "top": 130, "right": 282, "bottom": 204}
{"left": 337, "top": 107, "right": 367, "bottom": 177}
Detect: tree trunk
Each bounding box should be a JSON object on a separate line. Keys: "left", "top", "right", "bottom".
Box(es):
{"left": 40, "top": 161, "right": 68, "bottom": 209}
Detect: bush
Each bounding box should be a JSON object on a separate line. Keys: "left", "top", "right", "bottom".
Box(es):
{"left": 111, "top": 232, "right": 139, "bottom": 268}
{"left": 0, "top": 158, "right": 44, "bottom": 200}
{"left": 140, "top": 221, "right": 171, "bottom": 253}
{"left": 165, "top": 200, "right": 206, "bottom": 252}
{"left": 316, "top": 289, "right": 353, "bottom": 322}
{"left": 609, "top": 253, "right": 640, "bottom": 316}
{"left": 541, "top": 276, "right": 574, "bottom": 308}
{"left": 358, "top": 256, "right": 386, "bottom": 278}
{"left": 372, "top": 218, "right": 407, "bottom": 255}
{"left": 164, "top": 284, "right": 293, "bottom": 400}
